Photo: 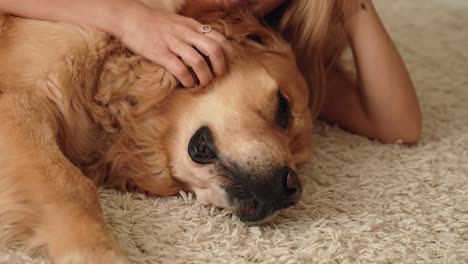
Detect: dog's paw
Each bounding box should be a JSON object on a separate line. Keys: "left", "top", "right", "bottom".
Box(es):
{"left": 54, "top": 248, "right": 131, "bottom": 264}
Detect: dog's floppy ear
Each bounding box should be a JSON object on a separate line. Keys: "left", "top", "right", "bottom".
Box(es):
{"left": 93, "top": 52, "right": 178, "bottom": 133}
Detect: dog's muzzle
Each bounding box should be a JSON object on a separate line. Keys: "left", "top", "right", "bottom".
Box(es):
{"left": 234, "top": 167, "right": 302, "bottom": 222}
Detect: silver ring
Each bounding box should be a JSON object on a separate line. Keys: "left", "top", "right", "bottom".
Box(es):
{"left": 201, "top": 24, "right": 212, "bottom": 34}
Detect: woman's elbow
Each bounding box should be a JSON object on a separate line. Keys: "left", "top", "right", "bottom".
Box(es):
{"left": 377, "top": 120, "right": 422, "bottom": 145}
{"left": 403, "top": 122, "right": 422, "bottom": 144}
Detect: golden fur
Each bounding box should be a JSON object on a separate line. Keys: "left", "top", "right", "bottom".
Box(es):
{"left": 0, "top": 0, "right": 355, "bottom": 262}
{"left": 269, "top": 0, "right": 359, "bottom": 116}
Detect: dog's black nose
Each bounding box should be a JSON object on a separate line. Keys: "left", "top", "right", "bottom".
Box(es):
{"left": 282, "top": 167, "right": 302, "bottom": 204}
{"left": 188, "top": 127, "right": 218, "bottom": 164}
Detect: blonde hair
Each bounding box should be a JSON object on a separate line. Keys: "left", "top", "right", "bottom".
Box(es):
{"left": 271, "top": 0, "right": 359, "bottom": 117}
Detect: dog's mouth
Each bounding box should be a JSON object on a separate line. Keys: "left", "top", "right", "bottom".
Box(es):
{"left": 219, "top": 166, "right": 303, "bottom": 222}
{"left": 237, "top": 199, "right": 259, "bottom": 221}
{"left": 234, "top": 197, "right": 297, "bottom": 222}
{"left": 239, "top": 207, "right": 257, "bottom": 221}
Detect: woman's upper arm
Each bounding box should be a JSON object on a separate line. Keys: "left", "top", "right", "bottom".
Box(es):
{"left": 319, "top": 73, "right": 421, "bottom": 144}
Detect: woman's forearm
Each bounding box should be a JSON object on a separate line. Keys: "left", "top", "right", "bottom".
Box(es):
{"left": 0, "top": 0, "right": 232, "bottom": 88}
{"left": 345, "top": 1, "right": 422, "bottom": 142}
{"left": 0, "top": 0, "right": 143, "bottom": 36}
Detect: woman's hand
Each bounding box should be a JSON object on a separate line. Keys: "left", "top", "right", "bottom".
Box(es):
{"left": 114, "top": 3, "right": 232, "bottom": 88}
{"left": 0, "top": 0, "right": 233, "bottom": 88}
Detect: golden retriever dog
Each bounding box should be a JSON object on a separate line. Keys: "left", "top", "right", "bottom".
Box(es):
{"left": 0, "top": 0, "right": 355, "bottom": 262}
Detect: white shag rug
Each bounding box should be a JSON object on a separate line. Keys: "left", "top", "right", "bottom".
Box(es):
{"left": 1, "top": 0, "right": 467, "bottom": 263}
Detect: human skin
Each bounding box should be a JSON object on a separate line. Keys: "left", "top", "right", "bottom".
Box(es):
{"left": 227, "top": 0, "right": 422, "bottom": 144}
{"left": 321, "top": 0, "right": 421, "bottom": 144}
{"left": 0, "top": 0, "right": 421, "bottom": 143}
{"left": 0, "top": 0, "right": 233, "bottom": 88}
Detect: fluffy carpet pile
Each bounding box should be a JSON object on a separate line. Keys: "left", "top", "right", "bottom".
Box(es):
{"left": 1, "top": 0, "right": 467, "bottom": 263}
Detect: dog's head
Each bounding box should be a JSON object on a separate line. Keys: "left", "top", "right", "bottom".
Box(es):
{"left": 96, "top": 2, "right": 313, "bottom": 222}
{"left": 162, "top": 3, "right": 313, "bottom": 222}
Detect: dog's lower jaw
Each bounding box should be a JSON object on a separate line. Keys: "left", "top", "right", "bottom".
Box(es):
{"left": 192, "top": 185, "right": 231, "bottom": 209}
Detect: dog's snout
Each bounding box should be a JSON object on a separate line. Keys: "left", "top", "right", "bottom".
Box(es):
{"left": 281, "top": 167, "right": 302, "bottom": 204}
{"left": 237, "top": 167, "right": 303, "bottom": 222}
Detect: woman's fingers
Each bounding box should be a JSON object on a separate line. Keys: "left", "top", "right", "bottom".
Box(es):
{"left": 187, "top": 32, "right": 226, "bottom": 77}
{"left": 183, "top": 19, "right": 233, "bottom": 76}
{"left": 117, "top": 8, "right": 233, "bottom": 88}
{"left": 206, "top": 30, "right": 234, "bottom": 58}
{"left": 199, "top": 30, "right": 234, "bottom": 75}
{"left": 156, "top": 49, "right": 196, "bottom": 88}
{"left": 171, "top": 41, "right": 213, "bottom": 87}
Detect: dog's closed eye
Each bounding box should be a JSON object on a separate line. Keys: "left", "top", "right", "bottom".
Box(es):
{"left": 277, "top": 91, "right": 290, "bottom": 129}
{"left": 246, "top": 34, "right": 264, "bottom": 45}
